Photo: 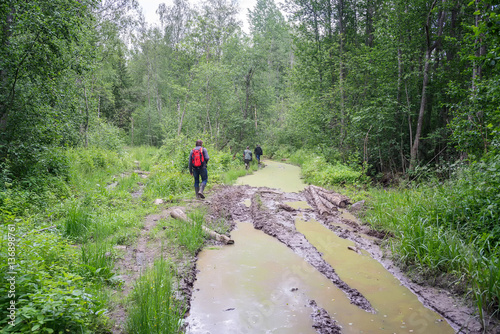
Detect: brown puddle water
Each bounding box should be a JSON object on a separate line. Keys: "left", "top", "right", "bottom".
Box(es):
{"left": 187, "top": 160, "right": 455, "bottom": 333}
{"left": 187, "top": 222, "right": 321, "bottom": 333}
{"left": 295, "top": 217, "right": 454, "bottom": 334}
{"left": 235, "top": 159, "right": 306, "bottom": 192}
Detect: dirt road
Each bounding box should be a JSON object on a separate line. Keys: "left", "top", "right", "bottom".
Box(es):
{"left": 110, "top": 161, "right": 491, "bottom": 333}
{"left": 197, "top": 184, "right": 484, "bottom": 333}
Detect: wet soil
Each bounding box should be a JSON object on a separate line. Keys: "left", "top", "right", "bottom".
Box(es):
{"left": 108, "top": 166, "right": 498, "bottom": 333}
{"left": 202, "top": 184, "right": 494, "bottom": 334}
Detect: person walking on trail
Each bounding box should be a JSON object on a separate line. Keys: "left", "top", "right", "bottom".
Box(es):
{"left": 243, "top": 146, "right": 252, "bottom": 170}
{"left": 254, "top": 144, "right": 263, "bottom": 164}
{"left": 189, "top": 139, "right": 209, "bottom": 199}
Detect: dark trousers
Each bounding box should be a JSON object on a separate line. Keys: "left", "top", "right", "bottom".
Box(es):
{"left": 193, "top": 168, "right": 208, "bottom": 188}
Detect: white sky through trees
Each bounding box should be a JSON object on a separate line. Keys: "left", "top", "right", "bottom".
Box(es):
{"left": 136, "top": 0, "right": 258, "bottom": 32}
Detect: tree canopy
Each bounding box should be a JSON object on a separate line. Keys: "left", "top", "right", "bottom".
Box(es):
{"left": 1, "top": 0, "right": 499, "bottom": 182}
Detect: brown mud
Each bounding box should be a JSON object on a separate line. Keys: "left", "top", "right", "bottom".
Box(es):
{"left": 202, "top": 184, "right": 494, "bottom": 333}
{"left": 109, "top": 173, "right": 497, "bottom": 333}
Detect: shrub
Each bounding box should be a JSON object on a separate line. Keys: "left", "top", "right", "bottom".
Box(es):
{"left": 301, "top": 155, "right": 365, "bottom": 186}
{"left": 0, "top": 217, "right": 105, "bottom": 333}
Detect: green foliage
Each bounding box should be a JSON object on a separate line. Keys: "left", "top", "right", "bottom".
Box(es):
{"left": 87, "top": 121, "right": 126, "bottom": 151}
{"left": 81, "top": 241, "right": 117, "bottom": 284}
{"left": 448, "top": 0, "right": 500, "bottom": 159}
{"left": 144, "top": 170, "right": 192, "bottom": 200}
{"left": 0, "top": 216, "right": 107, "bottom": 333}
{"left": 127, "top": 258, "right": 185, "bottom": 334}
{"left": 363, "top": 158, "right": 500, "bottom": 320}
{"left": 166, "top": 209, "right": 207, "bottom": 256}
{"left": 62, "top": 201, "right": 94, "bottom": 242}
{"left": 301, "top": 155, "right": 366, "bottom": 186}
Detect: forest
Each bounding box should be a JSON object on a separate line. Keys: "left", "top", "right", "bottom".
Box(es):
{"left": 1, "top": 0, "right": 499, "bottom": 332}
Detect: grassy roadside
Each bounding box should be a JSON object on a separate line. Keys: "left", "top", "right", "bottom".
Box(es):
{"left": 0, "top": 142, "right": 246, "bottom": 333}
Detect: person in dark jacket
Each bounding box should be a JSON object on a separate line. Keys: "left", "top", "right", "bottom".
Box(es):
{"left": 254, "top": 144, "right": 263, "bottom": 164}
{"left": 188, "top": 139, "right": 209, "bottom": 199}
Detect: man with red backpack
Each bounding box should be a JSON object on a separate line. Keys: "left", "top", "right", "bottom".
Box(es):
{"left": 188, "top": 139, "right": 210, "bottom": 199}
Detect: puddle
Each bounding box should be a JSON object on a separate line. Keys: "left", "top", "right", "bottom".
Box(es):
{"left": 296, "top": 217, "right": 454, "bottom": 334}
{"left": 186, "top": 222, "right": 318, "bottom": 334}
{"left": 235, "top": 159, "right": 306, "bottom": 193}
{"left": 339, "top": 209, "right": 359, "bottom": 223}
{"left": 188, "top": 160, "right": 456, "bottom": 333}
{"left": 284, "top": 201, "right": 311, "bottom": 210}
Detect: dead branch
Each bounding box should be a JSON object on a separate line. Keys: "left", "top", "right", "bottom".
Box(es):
{"left": 170, "top": 208, "right": 234, "bottom": 245}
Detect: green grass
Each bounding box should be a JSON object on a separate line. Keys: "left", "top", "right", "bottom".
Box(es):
{"left": 220, "top": 168, "right": 248, "bottom": 184}
{"left": 363, "top": 185, "right": 500, "bottom": 325}
{"left": 166, "top": 209, "right": 207, "bottom": 256}
{"left": 127, "top": 145, "right": 163, "bottom": 172}
{"left": 81, "top": 241, "right": 117, "bottom": 283}
{"left": 62, "top": 201, "right": 94, "bottom": 242}
{"left": 126, "top": 258, "right": 185, "bottom": 334}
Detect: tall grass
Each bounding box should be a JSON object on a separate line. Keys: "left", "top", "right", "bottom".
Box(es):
{"left": 165, "top": 209, "right": 207, "bottom": 256}
{"left": 364, "top": 185, "right": 500, "bottom": 325}
{"left": 63, "top": 201, "right": 94, "bottom": 242}
{"left": 81, "top": 241, "right": 116, "bottom": 282}
{"left": 127, "top": 258, "right": 185, "bottom": 334}
{"left": 220, "top": 168, "right": 248, "bottom": 184}
{"left": 144, "top": 170, "right": 192, "bottom": 200}
{"left": 126, "top": 146, "right": 159, "bottom": 171}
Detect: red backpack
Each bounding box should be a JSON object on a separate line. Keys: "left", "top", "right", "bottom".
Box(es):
{"left": 191, "top": 147, "right": 204, "bottom": 167}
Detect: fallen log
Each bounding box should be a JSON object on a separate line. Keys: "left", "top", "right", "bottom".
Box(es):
{"left": 310, "top": 185, "right": 350, "bottom": 208}
{"left": 170, "top": 208, "right": 234, "bottom": 245}
{"left": 305, "top": 186, "right": 332, "bottom": 215}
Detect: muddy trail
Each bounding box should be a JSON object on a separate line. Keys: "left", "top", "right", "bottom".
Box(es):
{"left": 191, "top": 183, "right": 484, "bottom": 334}
{"left": 109, "top": 160, "right": 492, "bottom": 334}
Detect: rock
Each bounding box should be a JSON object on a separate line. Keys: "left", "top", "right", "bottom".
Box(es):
{"left": 350, "top": 200, "right": 365, "bottom": 212}
{"left": 154, "top": 198, "right": 164, "bottom": 205}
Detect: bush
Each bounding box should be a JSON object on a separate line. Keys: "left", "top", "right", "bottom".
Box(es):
{"left": 301, "top": 155, "right": 365, "bottom": 186}
{"left": 363, "top": 156, "right": 500, "bottom": 321}
{"left": 0, "top": 217, "right": 106, "bottom": 333}
{"left": 87, "top": 121, "right": 125, "bottom": 151}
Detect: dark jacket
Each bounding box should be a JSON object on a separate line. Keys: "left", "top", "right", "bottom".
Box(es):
{"left": 254, "top": 146, "right": 263, "bottom": 155}
{"left": 188, "top": 146, "right": 209, "bottom": 173}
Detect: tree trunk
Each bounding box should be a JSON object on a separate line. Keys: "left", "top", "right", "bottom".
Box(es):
{"left": 338, "top": 0, "right": 346, "bottom": 150}
{"left": 244, "top": 67, "right": 253, "bottom": 119}
{"left": 0, "top": 5, "right": 15, "bottom": 131}
{"left": 365, "top": 0, "right": 374, "bottom": 47}
{"left": 83, "top": 85, "right": 90, "bottom": 148}
{"left": 254, "top": 106, "right": 258, "bottom": 130}
{"left": 410, "top": 0, "right": 445, "bottom": 170}
{"left": 205, "top": 77, "right": 212, "bottom": 137}
{"left": 178, "top": 73, "right": 192, "bottom": 136}
{"left": 131, "top": 116, "right": 134, "bottom": 146}
{"left": 147, "top": 68, "right": 152, "bottom": 146}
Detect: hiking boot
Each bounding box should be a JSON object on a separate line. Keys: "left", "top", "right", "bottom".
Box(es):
{"left": 195, "top": 186, "right": 200, "bottom": 198}
{"left": 198, "top": 183, "right": 206, "bottom": 199}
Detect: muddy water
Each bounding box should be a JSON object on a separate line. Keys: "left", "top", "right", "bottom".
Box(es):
{"left": 296, "top": 217, "right": 454, "bottom": 334}
{"left": 188, "top": 160, "right": 455, "bottom": 333}
{"left": 187, "top": 222, "right": 318, "bottom": 333}
{"left": 235, "top": 159, "right": 306, "bottom": 192}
